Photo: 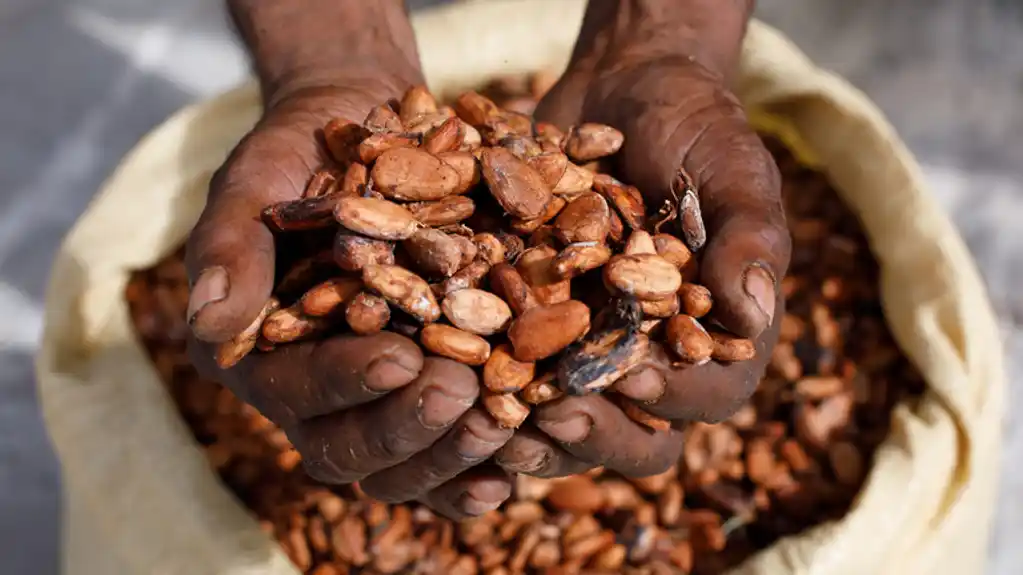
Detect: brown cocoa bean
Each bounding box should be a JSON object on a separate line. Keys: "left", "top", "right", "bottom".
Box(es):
{"left": 508, "top": 300, "right": 591, "bottom": 361}
{"left": 509, "top": 196, "right": 566, "bottom": 234}
{"left": 525, "top": 152, "right": 569, "bottom": 188}
{"left": 472, "top": 233, "right": 506, "bottom": 264}
{"left": 564, "top": 123, "right": 624, "bottom": 162}
{"left": 480, "top": 147, "right": 552, "bottom": 219}
{"left": 678, "top": 283, "right": 713, "bottom": 317}
{"left": 364, "top": 103, "right": 403, "bottom": 133}
{"left": 517, "top": 245, "right": 571, "bottom": 305}
{"left": 424, "top": 117, "right": 464, "bottom": 155}
{"left": 624, "top": 230, "right": 657, "bottom": 255}
{"left": 345, "top": 292, "right": 390, "bottom": 335}
{"left": 483, "top": 344, "right": 535, "bottom": 393}
{"left": 557, "top": 328, "right": 651, "bottom": 394}
{"left": 441, "top": 288, "right": 513, "bottom": 335}
{"left": 710, "top": 332, "right": 757, "bottom": 362}
{"left": 499, "top": 135, "right": 542, "bottom": 159}
{"left": 399, "top": 85, "right": 438, "bottom": 126}
{"left": 371, "top": 148, "right": 462, "bottom": 201}
{"left": 263, "top": 194, "right": 344, "bottom": 232}
{"left": 406, "top": 196, "right": 475, "bottom": 227}
{"left": 552, "top": 162, "right": 594, "bottom": 196}
{"left": 489, "top": 262, "right": 539, "bottom": 315}
{"left": 333, "top": 233, "right": 395, "bottom": 272}
{"left": 340, "top": 162, "right": 369, "bottom": 197}
{"left": 436, "top": 151, "right": 481, "bottom": 194}
{"left": 262, "top": 305, "right": 330, "bottom": 343}
{"left": 453, "top": 91, "right": 501, "bottom": 126}
{"left": 481, "top": 390, "right": 530, "bottom": 429}
{"left": 323, "top": 118, "right": 370, "bottom": 165}
{"left": 553, "top": 192, "right": 611, "bottom": 244}
{"left": 520, "top": 373, "right": 564, "bottom": 405}
{"left": 334, "top": 196, "right": 421, "bottom": 240}
{"left": 534, "top": 121, "right": 565, "bottom": 149}
{"left": 547, "top": 476, "right": 606, "bottom": 513}
{"left": 452, "top": 235, "right": 478, "bottom": 268}
{"left": 639, "top": 295, "right": 680, "bottom": 318}
{"left": 594, "top": 174, "right": 646, "bottom": 230}
{"left": 302, "top": 169, "right": 338, "bottom": 199}
{"left": 300, "top": 277, "right": 363, "bottom": 317}
{"left": 214, "top": 297, "right": 280, "bottom": 368}
{"left": 420, "top": 324, "right": 491, "bottom": 366}
{"left": 403, "top": 228, "right": 465, "bottom": 277}
{"left": 665, "top": 315, "right": 713, "bottom": 364}
{"left": 435, "top": 258, "right": 491, "bottom": 297}
{"left": 357, "top": 132, "right": 419, "bottom": 164}
{"left": 362, "top": 264, "right": 440, "bottom": 324}
{"left": 551, "top": 243, "right": 612, "bottom": 280}
{"left": 675, "top": 174, "right": 707, "bottom": 252}
{"left": 652, "top": 233, "right": 694, "bottom": 272}
{"left": 604, "top": 254, "right": 682, "bottom": 300}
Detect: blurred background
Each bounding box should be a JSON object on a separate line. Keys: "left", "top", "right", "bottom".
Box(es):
{"left": 1, "top": 0, "right": 1020, "bottom": 573}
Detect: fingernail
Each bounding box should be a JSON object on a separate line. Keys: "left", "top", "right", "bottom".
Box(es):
{"left": 536, "top": 413, "right": 592, "bottom": 443}
{"left": 187, "top": 267, "right": 228, "bottom": 325}
{"left": 419, "top": 387, "right": 474, "bottom": 429}
{"left": 459, "top": 494, "right": 503, "bottom": 516}
{"left": 615, "top": 368, "right": 666, "bottom": 402}
{"left": 744, "top": 264, "right": 776, "bottom": 326}
{"left": 365, "top": 359, "right": 418, "bottom": 392}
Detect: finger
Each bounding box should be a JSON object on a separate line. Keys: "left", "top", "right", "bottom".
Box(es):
{"left": 615, "top": 296, "right": 782, "bottom": 422}
{"left": 493, "top": 426, "right": 595, "bottom": 478}
{"left": 589, "top": 62, "right": 790, "bottom": 337}
{"left": 292, "top": 358, "right": 479, "bottom": 484}
{"left": 188, "top": 331, "right": 423, "bottom": 426}
{"left": 359, "top": 408, "right": 513, "bottom": 503}
{"left": 419, "top": 466, "right": 513, "bottom": 520}
{"left": 532, "top": 395, "right": 684, "bottom": 477}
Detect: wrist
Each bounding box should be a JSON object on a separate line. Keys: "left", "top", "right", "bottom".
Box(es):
{"left": 228, "top": 0, "right": 423, "bottom": 104}
{"left": 573, "top": 0, "right": 753, "bottom": 80}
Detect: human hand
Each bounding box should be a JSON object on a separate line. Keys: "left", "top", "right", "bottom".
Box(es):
{"left": 185, "top": 0, "right": 514, "bottom": 519}
{"left": 496, "top": 0, "right": 791, "bottom": 478}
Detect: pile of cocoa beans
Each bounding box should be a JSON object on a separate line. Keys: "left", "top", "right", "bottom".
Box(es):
{"left": 210, "top": 81, "right": 752, "bottom": 431}
{"left": 125, "top": 74, "right": 924, "bottom": 574}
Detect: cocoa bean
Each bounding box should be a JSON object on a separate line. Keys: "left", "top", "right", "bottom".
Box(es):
{"left": 345, "top": 292, "right": 390, "bottom": 335}
{"left": 420, "top": 324, "right": 491, "bottom": 366}
{"left": 357, "top": 132, "right": 419, "bottom": 164}
{"left": 480, "top": 147, "right": 553, "bottom": 220}
{"left": 334, "top": 196, "right": 422, "bottom": 240}
{"left": 483, "top": 344, "right": 535, "bottom": 393}
{"left": 553, "top": 192, "right": 611, "bottom": 244}
{"left": 482, "top": 390, "right": 530, "bottom": 429}
{"left": 300, "top": 277, "right": 363, "bottom": 317}
{"left": 403, "top": 228, "right": 465, "bottom": 277}
{"left": 665, "top": 315, "right": 714, "bottom": 364}
{"left": 508, "top": 300, "right": 591, "bottom": 361}
{"left": 604, "top": 254, "right": 683, "bottom": 301}
{"left": 677, "top": 282, "right": 712, "bottom": 317}
{"left": 563, "top": 123, "right": 624, "bottom": 162}
{"left": 371, "top": 148, "right": 462, "bottom": 201}
{"left": 551, "top": 243, "right": 612, "bottom": 280}
{"left": 441, "top": 288, "right": 513, "bottom": 336}
{"left": 262, "top": 305, "right": 330, "bottom": 343}
{"left": 214, "top": 297, "right": 280, "bottom": 368}
{"left": 302, "top": 169, "right": 338, "bottom": 199}
{"left": 362, "top": 264, "right": 440, "bottom": 324}
{"left": 333, "top": 233, "right": 395, "bottom": 272}
{"left": 405, "top": 196, "right": 475, "bottom": 227}
{"left": 399, "top": 86, "right": 439, "bottom": 126}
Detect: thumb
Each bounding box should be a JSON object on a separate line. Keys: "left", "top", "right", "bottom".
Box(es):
{"left": 594, "top": 62, "right": 790, "bottom": 338}
{"left": 185, "top": 116, "right": 325, "bottom": 343}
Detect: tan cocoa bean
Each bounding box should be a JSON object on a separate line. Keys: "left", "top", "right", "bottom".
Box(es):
{"left": 451, "top": 235, "right": 478, "bottom": 269}
{"left": 608, "top": 210, "right": 625, "bottom": 244}
{"left": 496, "top": 232, "right": 525, "bottom": 261}
{"left": 604, "top": 254, "right": 683, "bottom": 300}
{"left": 399, "top": 85, "right": 438, "bottom": 126}
{"left": 551, "top": 242, "right": 612, "bottom": 280}
{"left": 665, "top": 314, "right": 714, "bottom": 364}
{"left": 263, "top": 193, "right": 345, "bottom": 232}
{"left": 508, "top": 300, "right": 591, "bottom": 361}
{"left": 403, "top": 228, "right": 465, "bottom": 277}
{"left": 262, "top": 305, "right": 330, "bottom": 343}
{"left": 678, "top": 282, "right": 713, "bottom": 317}
{"left": 483, "top": 344, "right": 535, "bottom": 393}
{"left": 517, "top": 245, "right": 571, "bottom": 305}
{"left": 357, "top": 132, "right": 419, "bottom": 164}
{"left": 552, "top": 162, "right": 595, "bottom": 196}
{"left": 453, "top": 91, "right": 501, "bottom": 126}
{"left": 499, "top": 134, "right": 543, "bottom": 159}
{"left": 405, "top": 112, "right": 452, "bottom": 135}
{"left": 564, "top": 123, "right": 624, "bottom": 162}
{"left": 435, "top": 258, "right": 491, "bottom": 297}
{"left": 676, "top": 176, "right": 707, "bottom": 252}
{"left": 406, "top": 196, "right": 475, "bottom": 227}
{"left": 364, "top": 103, "right": 403, "bottom": 133}
{"left": 521, "top": 373, "right": 564, "bottom": 405}
{"left": 525, "top": 152, "right": 569, "bottom": 188}
{"left": 624, "top": 230, "right": 656, "bottom": 255}
{"left": 371, "top": 148, "right": 462, "bottom": 201}
{"left": 639, "top": 295, "right": 680, "bottom": 318}
{"left": 652, "top": 233, "right": 694, "bottom": 273}
{"left": 553, "top": 192, "right": 611, "bottom": 244}
{"left": 340, "top": 162, "right": 369, "bottom": 197}
{"left": 300, "top": 277, "right": 363, "bottom": 317}
{"left": 302, "top": 169, "right": 338, "bottom": 199}
{"left": 710, "top": 332, "right": 757, "bottom": 362}
{"left": 441, "top": 288, "right": 512, "bottom": 335}
{"left": 423, "top": 117, "right": 464, "bottom": 155}
{"left": 334, "top": 196, "right": 421, "bottom": 240}
{"left": 534, "top": 121, "right": 565, "bottom": 148}
{"left": 594, "top": 174, "right": 646, "bottom": 230}
{"left": 323, "top": 118, "right": 370, "bottom": 164}
{"left": 337, "top": 293, "right": 386, "bottom": 337}
{"left": 509, "top": 196, "right": 566, "bottom": 234}
{"left": 458, "top": 120, "right": 483, "bottom": 151}
{"left": 333, "top": 233, "right": 395, "bottom": 272}
{"left": 420, "top": 324, "right": 491, "bottom": 366}
{"left": 472, "top": 232, "right": 506, "bottom": 264}
{"left": 481, "top": 389, "right": 530, "bottom": 429}
{"left": 436, "top": 151, "right": 481, "bottom": 194}
{"left": 214, "top": 297, "right": 280, "bottom": 368}
{"left": 362, "top": 264, "right": 440, "bottom": 323}
{"left": 480, "top": 147, "right": 552, "bottom": 220}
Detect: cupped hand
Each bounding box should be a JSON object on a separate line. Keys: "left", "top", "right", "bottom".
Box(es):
{"left": 185, "top": 71, "right": 513, "bottom": 519}
{"left": 497, "top": 44, "right": 791, "bottom": 478}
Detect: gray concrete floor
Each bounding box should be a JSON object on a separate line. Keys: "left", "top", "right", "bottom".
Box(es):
{"left": 1, "top": 1, "right": 1021, "bottom": 574}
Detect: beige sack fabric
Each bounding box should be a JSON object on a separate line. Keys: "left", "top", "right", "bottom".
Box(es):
{"left": 37, "top": 1, "right": 1005, "bottom": 574}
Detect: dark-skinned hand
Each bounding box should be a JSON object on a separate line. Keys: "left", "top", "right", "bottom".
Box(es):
{"left": 496, "top": 20, "right": 792, "bottom": 480}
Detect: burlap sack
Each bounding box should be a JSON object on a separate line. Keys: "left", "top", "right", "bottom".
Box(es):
{"left": 36, "top": 1, "right": 1005, "bottom": 574}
